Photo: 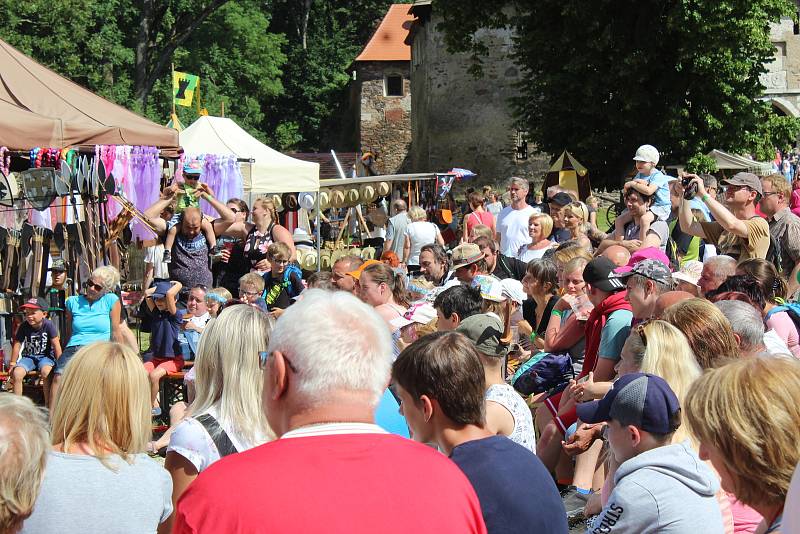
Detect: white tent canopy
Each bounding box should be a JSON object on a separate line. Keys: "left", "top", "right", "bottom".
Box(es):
{"left": 706, "top": 149, "right": 772, "bottom": 176}
{"left": 180, "top": 116, "right": 320, "bottom": 192}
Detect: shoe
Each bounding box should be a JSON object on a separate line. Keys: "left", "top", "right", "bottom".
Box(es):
{"left": 562, "top": 486, "right": 590, "bottom": 517}
{"left": 162, "top": 250, "right": 171, "bottom": 264}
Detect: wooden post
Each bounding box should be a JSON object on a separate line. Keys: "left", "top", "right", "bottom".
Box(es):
{"left": 221, "top": 100, "right": 225, "bottom": 117}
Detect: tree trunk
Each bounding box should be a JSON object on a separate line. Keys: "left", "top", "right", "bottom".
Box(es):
{"left": 134, "top": 0, "right": 153, "bottom": 109}
{"left": 300, "top": 0, "right": 313, "bottom": 50}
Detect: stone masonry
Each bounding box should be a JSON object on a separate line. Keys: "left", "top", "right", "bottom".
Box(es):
{"left": 763, "top": 17, "right": 800, "bottom": 117}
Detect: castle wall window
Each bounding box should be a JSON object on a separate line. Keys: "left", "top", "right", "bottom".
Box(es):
{"left": 385, "top": 75, "right": 404, "bottom": 97}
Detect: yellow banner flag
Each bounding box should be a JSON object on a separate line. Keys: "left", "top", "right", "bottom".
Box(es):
{"left": 173, "top": 71, "right": 199, "bottom": 107}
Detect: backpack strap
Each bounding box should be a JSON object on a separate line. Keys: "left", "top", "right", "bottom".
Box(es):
{"left": 195, "top": 413, "right": 238, "bottom": 458}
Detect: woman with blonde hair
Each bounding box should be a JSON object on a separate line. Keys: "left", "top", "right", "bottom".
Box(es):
{"left": 50, "top": 265, "right": 123, "bottom": 409}
{"left": 685, "top": 357, "right": 800, "bottom": 533}
{"left": 164, "top": 304, "right": 273, "bottom": 529}
{"left": 222, "top": 197, "right": 295, "bottom": 274}
{"left": 517, "top": 213, "right": 554, "bottom": 262}
{"left": 403, "top": 206, "right": 444, "bottom": 274}
{"left": 661, "top": 298, "right": 739, "bottom": 369}
{"left": 21, "top": 342, "right": 172, "bottom": 533}
{"left": 562, "top": 201, "right": 592, "bottom": 251}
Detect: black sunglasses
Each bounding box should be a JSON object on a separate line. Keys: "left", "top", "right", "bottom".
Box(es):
{"left": 258, "top": 351, "right": 298, "bottom": 373}
{"left": 83, "top": 281, "right": 103, "bottom": 291}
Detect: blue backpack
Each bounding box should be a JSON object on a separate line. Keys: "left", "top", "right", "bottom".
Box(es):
{"left": 512, "top": 352, "right": 575, "bottom": 396}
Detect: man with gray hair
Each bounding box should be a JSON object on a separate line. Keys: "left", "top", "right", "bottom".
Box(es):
{"left": 714, "top": 299, "right": 792, "bottom": 358}
{"left": 384, "top": 199, "right": 409, "bottom": 258}
{"left": 698, "top": 255, "right": 737, "bottom": 296}
{"left": 496, "top": 177, "right": 537, "bottom": 256}
{"left": 0, "top": 395, "right": 49, "bottom": 534}
{"left": 175, "top": 290, "right": 486, "bottom": 533}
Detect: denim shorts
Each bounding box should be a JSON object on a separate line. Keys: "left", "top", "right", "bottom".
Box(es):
{"left": 15, "top": 355, "right": 56, "bottom": 373}
{"left": 54, "top": 345, "right": 82, "bottom": 375}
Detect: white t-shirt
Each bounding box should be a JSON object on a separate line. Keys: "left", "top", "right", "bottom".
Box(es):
{"left": 497, "top": 205, "right": 536, "bottom": 256}
{"left": 144, "top": 244, "right": 169, "bottom": 280}
{"left": 167, "top": 404, "right": 269, "bottom": 473}
{"left": 517, "top": 245, "right": 549, "bottom": 263}
{"left": 404, "top": 221, "right": 440, "bottom": 266}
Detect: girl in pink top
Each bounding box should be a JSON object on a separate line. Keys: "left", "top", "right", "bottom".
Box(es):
{"left": 462, "top": 192, "right": 495, "bottom": 242}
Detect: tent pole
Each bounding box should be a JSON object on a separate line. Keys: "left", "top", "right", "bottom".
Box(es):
{"left": 315, "top": 191, "right": 321, "bottom": 272}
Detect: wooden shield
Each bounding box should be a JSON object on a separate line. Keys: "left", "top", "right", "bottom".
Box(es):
{"left": 21, "top": 168, "right": 57, "bottom": 211}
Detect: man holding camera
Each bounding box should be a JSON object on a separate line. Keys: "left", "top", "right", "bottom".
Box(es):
{"left": 679, "top": 172, "right": 769, "bottom": 261}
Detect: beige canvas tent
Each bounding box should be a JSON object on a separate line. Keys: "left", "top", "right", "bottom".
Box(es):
{"left": 180, "top": 116, "right": 319, "bottom": 193}
{"left": 706, "top": 149, "right": 772, "bottom": 176}
{"left": 0, "top": 39, "right": 178, "bottom": 150}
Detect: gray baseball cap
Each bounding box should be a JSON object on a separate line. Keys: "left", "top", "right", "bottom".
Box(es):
{"left": 456, "top": 313, "right": 507, "bottom": 358}
{"left": 614, "top": 259, "right": 672, "bottom": 286}
{"left": 720, "top": 172, "right": 762, "bottom": 196}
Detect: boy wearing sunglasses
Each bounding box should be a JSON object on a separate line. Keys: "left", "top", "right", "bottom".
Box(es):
{"left": 162, "top": 161, "right": 218, "bottom": 263}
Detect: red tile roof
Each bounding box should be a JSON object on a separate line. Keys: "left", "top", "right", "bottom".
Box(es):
{"left": 355, "top": 4, "right": 414, "bottom": 62}
{"left": 288, "top": 152, "right": 358, "bottom": 180}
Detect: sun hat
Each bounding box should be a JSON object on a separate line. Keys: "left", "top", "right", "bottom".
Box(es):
{"left": 633, "top": 145, "right": 660, "bottom": 165}
{"left": 269, "top": 194, "right": 283, "bottom": 212}
{"left": 298, "top": 192, "right": 316, "bottom": 210}
{"left": 672, "top": 260, "right": 703, "bottom": 287}
{"left": 576, "top": 373, "right": 680, "bottom": 435}
{"left": 301, "top": 250, "right": 318, "bottom": 270}
{"left": 345, "top": 187, "right": 360, "bottom": 206}
{"left": 282, "top": 193, "right": 299, "bottom": 212}
{"left": 319, "top": 250, "right": 332, "bottom": 270}
{"left": 377, "top": 182, "right": 390, "bottom": 197}
{"left": 500, "top": 278, "right": 527, "bottom": 305}
{"left": 330, "top": 187, "right": 346, "bottom": 208}
{"left": 360, "top": 183, "right": 378, "bottom": 204}
{"left": 318, "top": 189, "right": 331, "bottom": 210}
{"left": 451, "top": 243, "right": 485, "bottom": 270}
{"left": 390, "top": 302, "right": 437, "bottom": 330}
{"left": 361, "top": 246, "right": 377, "bottom": 260}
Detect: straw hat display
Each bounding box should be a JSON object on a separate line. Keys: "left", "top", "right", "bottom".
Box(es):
{"left": 360, "top": 183, "right": 377, "bottom": 204}
{"left": 282, "top": 193, "right": 299, "bottom": 212}
{"left": 269, "top": 193, "right": 283, "bottom": 212}
{"left": 330, "top": 187, "right": 345, "bottom": 208}
{"left": 344, "top": 187, "right": 360, "bottom": 207}
{"left": 301, "top": 250, "right": 318, "bottom": 271}
{"left": 361, "top": 246, "right": 376, "bottom": 260}
{"left": 319, "top": 249, "right": 332, "bottom": 270}
{"left": 349, "top": 247, "right": 362, "bottom": 259}
{"left": 330, "top": 248, "right": 345, "bottom": 265}
{"left": 377, "top": 181, "right": 390, "bottom": 197}
{"left": 298, "top": 192, "right": 316, "bottom": 211}
{"left": 318, "top": 189, "right": 331, "bottom": 210}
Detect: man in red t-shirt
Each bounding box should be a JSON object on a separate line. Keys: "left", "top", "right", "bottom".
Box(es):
{"left": 174, "top": 289, "right": 486, "bottom": 534}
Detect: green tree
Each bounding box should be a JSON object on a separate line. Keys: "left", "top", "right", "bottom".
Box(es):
{"left": 433, "top": 0, "right": 797, "bottom": 189}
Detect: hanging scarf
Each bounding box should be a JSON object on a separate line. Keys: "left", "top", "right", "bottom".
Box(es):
{"left": 581, "top": 290, "right": 631, "bottom": 379}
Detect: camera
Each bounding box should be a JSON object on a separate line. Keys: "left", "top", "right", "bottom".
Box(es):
{"left": 681, "top": 176, "right": 698, "bottom": 200}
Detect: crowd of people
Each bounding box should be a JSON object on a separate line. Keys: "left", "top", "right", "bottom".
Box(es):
{"left": 3, "top": 146, "right": 800, "bottom": 534}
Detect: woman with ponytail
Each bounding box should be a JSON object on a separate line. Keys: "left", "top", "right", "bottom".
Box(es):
{"left": 358, "top": 262, "right": 409, "bottom": 332}
{"left": 737, "top": 258, "right": 800, "bottom": 357}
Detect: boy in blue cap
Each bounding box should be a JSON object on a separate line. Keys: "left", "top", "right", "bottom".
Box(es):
{"left": 577, "top": 373, "right": 723, "bottom": 533}
{"left": 162, "top": 161, "right": 218, "bottom": 263}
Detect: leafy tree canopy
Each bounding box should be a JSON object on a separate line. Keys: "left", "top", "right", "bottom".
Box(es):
{"left": 433, "top": 0, "right": 799, "bottom": 189}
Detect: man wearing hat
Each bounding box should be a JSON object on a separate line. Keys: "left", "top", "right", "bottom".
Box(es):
{"left": 496, "top": 177, "right": 538, "bottom": 256}
{"left": 614, "top": 259, "right": 674, "bottom": 321}
{"left": 46, "top": 257, "right": 70, "bottom": 336}
{"left": 547, "top": 191, "right": 575, "bottom": 244}
{"left": 450, "top": 243, "right": 489, "bottom": 285}
{"left": 578, "top": 373, "right": 723, "bottom": 533}
{"left": 680, "top": 172, "right": 770, "bottom": 260}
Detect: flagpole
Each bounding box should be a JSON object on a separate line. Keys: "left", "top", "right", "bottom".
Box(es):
{"left": 196, "top": 77, "right": 201, "bottom": 116}
{"left": 170, "top": 63, "right": 176, "bottom": 115}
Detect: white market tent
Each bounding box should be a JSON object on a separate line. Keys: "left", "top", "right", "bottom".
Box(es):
{"left": 706, "top": 149, "right": 772, "bottom": 176}
{"left": 180, "top": 115, "right": 320, "bottom": 192}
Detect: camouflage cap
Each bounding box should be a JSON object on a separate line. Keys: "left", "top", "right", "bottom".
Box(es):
{"left": 614, "top": 258, "right": 672, "bottom": 286}
{"left": 50, "top": 257, "right": 67, "bottom": 272}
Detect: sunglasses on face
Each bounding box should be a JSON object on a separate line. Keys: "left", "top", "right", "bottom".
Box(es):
{"left": 258, "top": 351, "right": 298, "bottom": 373}
{"left": 83, "top": 281, "right": 103, "bottom": 291}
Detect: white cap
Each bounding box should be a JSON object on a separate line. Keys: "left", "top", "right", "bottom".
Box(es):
{"left": 633, "top": 145, "right": 660, "bottom": 165}
{"left": 500, "top": 278, "right": 527, "bottom": 305}
{"left": 471, "top": 275, "right": 505, "bottom": 303}
{"left": 672, "top": 260, "right": 703, "bottom": 287}
{"left": 389, "top": 302, "right": 438, "bottom": 330}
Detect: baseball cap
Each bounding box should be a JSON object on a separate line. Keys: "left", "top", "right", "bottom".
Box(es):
{"left": 50, "top": 257, "right": 67, "bottom": 272}
{"left": 471, "top": 275, "right": 504, "bottom": 302}
{"left": 500, "top": 278, "right": 527, "bottom": 305}
{"left": 720, "top": 172, "right": 762, "bottom": 196}
{"left": 151, "top": 281, "right": 172, "bottom": 299}
{"left": 183, "top": 161, "right": 203, "bottom": 176}
{"left": 451, "top": 243, "right": 485, "bottom": 270}
{"left": 672, "top": 260, "right": 703, "bottom": 287}
{"left": 633, "top": 145, "right": 660, "bottom": 165}
{"left": 346, "top": 259, "right": 382, "bottom": 280}
{"left": 576, "top": 373, "right": 681, "bottom": 435}
{"left": 20, "top": 297, "right": 49, "bottom": 311}
{"left": 583, "top": 257, "right": 626, "bottom": 293}
{"left": 614, "top": 247, "right": 670, "bottom": 275}
{"left": 614, "top": 259, "right": 672, "bottom": 286}
{"left": 456, "top": 313, "right": 507, "bottom": 357}
{"left": 549, "top": 192, "right": 573, "bottom": 207}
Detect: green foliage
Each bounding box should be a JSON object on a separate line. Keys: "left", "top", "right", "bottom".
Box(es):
{"left": 433, "top": 0, "right": 796, "bottom": 189}
{"left": 685, "top": 153, "right": 718, "bottom": 174}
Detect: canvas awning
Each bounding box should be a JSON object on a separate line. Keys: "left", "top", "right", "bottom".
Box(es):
{"left": 180, "top": 116, "right": 320, "bottom": 193}
{"left": 0, "top": 39, "right": 179, "bottom": 151}
{"left": 706, "top": 149, "right": 772, "bottom": 176}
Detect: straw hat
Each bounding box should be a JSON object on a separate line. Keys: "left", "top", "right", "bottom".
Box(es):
{"left": 377, "top": 182, "right": 390, "bottom": 197}
{"left": 360, "top": 183, "right": 377, "bottom": 204}
{"left": 301, "top": 250, "right": 318, "bottom": 270}
{"left": 330, "top": 187, "right": 345, "bottom": 208}
{"left": 330, "top": 248, "right": 345, "bottom": 265}
{"left": 319, "top": 250, "right": 332, "bottom": 270}
{"left": 361, "top": 246, "right": 376, "bottom": 260}
{"left": 349, "top": 247, "right": 362, "bottom": 259}
{"left": 344, "top": 187, "right": 360, "bottom": 207}
{"left": 282, "top": 193, "right": 299, "bottom": 212}
{"left": 298, "top": 192, "right": 316, "bottom": 210}
{"left": 318, "top": 189, "right": 331, "bottom": 210}
{"left": 269, "top": 193, "right": 283, "bottom": 212}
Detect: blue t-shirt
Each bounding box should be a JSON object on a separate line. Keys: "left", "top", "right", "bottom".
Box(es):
{"left": 635, "top": 169, "right": 671, "bottom": 210}
{"left": 65, "top": 293, "right": 119, "bottom": 348}
{"left": 450, "top": 435, "right": 568, "bottom": 534}
{"left": 375, "top": 389, "right": 410, "bottom": 438}
{"left": 150, "top": 310, "right": 182, "bottom": 358}
{"left": 15, "top": 319, "right": 59, "bottom": 358}
{"left": 598, "top": 309, "right": 633, "bottom": 361}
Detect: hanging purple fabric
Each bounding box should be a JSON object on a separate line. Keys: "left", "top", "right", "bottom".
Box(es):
{"left": 186, "top": 153, "right": 243, "bottom": 217}
{"left": 129, "top": 146, "right": 161, "bottom": 241}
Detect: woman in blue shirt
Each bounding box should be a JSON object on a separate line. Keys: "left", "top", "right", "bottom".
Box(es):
{"left": 50, "top": 266, "right": 122, "bottom": 408}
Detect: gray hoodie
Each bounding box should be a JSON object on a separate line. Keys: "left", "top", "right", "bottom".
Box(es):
{"left": 588, "top": 440, "right": 723, "bottom": 534}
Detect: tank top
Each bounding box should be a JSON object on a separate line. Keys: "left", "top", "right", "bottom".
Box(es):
{"left": 243, "top": 223, "right": 275, "bottom": 270}
{"left": 485, "top": 383, "right": 536, "bottom": 452}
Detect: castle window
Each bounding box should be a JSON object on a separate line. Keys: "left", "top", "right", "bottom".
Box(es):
{"left": 385, "top": 75, "right": 404, "bottom": 97}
